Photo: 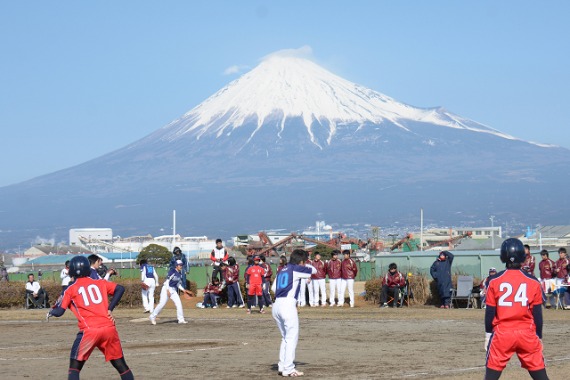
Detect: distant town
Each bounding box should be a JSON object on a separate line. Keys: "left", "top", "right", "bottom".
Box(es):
{"left": 2, "top": 220, "right": 568, "bottom": 275}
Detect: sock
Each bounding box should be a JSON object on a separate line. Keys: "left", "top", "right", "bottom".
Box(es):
{"left": 529, "top": 369, "right": 548, "bottom": 380}
{"left": 68, "top": 368, "right": 80, "bottom": 380}
{"left": 120, "top": 369, "right": 134, "bottom": 380}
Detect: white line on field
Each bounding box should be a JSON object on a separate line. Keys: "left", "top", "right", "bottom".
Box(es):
{"left": 401, "top": 355, "right": 570, "bottom": 378}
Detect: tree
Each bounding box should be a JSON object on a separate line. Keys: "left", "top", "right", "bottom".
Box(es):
{"left": 137, "top": 244, "right": 172, "bottom": 267}
{"left": 312, "top": 244, "right": 336, "bottom": 261}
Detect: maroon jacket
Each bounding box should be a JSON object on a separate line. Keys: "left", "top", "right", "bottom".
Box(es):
{"left": 522, "top": 254, "right": 536, "bottom": 275}
{"left": 382, "top": 271, "right": 406, "bottom": 288}
{"left": 539, "top": 258, "right": 556, "bottom": 280}
{"left": 223, "top": 264, "right": 240, "bottom": 284}
{"left": 204, "top": 282, "right": 223, "bottom": 295}
{"left": 326, "top": 259, "right": 342, "bottom": 279}
{"left": 341, "top": 258, "right": 358, "bottom": 280}
{"left": 554, "top": 257, "right": 570, "bottom": 279}
{"left": 311, "top": 259, "right": 327, "bottom": 280}
{"left": 260, "top": 262, "right": 273, "bottom": 282}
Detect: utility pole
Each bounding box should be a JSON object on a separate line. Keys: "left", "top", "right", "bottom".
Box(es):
{"left": 490, "top": 215, "right": 495, "bottom": 249}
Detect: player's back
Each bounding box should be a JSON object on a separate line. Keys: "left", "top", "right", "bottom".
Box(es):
{"left": 61, "top": 277, "right": 117, "bottom": 330}
{"left": 486, "top": 269, "right": 543, "bottom": 331}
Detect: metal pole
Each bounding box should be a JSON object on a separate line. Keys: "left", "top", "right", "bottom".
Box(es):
{"left": 490, "top": 216, "right": 495, "bottom": 249}
{"left": 420, "top": 208, "right": 424, "bottom": 252}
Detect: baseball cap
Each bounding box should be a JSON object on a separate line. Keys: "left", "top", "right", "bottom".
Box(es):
{"left": 489, "top": 267, "right": 497, "bottom": 273}
{"left": 176, "top": 260, "right": 183, "bottom": 266}
{"left": 253, "top": 255, "right": 261, "bottom": 261}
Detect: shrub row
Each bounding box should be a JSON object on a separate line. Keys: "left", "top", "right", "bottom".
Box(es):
{"left": 0, "top": 278, "right": 198, "bottom": 309}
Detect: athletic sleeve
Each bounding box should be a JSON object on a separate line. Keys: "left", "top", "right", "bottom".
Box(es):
{"left": 485, "top": 305, "right": 496, "bottom": 333}
{"left": 294, "top": 264, "right": 314, "bottom": 278}
{"left": 108, "top": 284, "right": 124, "bottom": 311}
{"left": 532, "top": 305, "right": 543, "bottom": 339}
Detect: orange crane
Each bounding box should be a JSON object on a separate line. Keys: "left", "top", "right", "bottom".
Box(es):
{"left": 426, "top": 231, "right": 472, "bottom": 250}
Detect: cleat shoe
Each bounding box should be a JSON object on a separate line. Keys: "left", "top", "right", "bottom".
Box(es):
{"left": 178, "top": 320, "right": 188, "bottom": 324}
{"left": 212, "top": 306, "right": 218, "bottom": 309}
{"left": 149, "top": 316, "right": 156, "bottom": 325}
{"left": 226, "top": 306, "right": 231, "bottom": 309}
{"left": 381, "top": 303, "right": 389, "bottom": 308}
{"left": 246, "top": 309, "right": 251, "bottom": 314}
{"left": 238, "top": 304, "right": 244, "bottom": 308}
{"left": 260, "top": 308, "right": 266, "bottom": 314}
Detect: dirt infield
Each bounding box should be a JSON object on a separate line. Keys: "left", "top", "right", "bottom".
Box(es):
{"left": 1, "top": 296, "right": 569, "bottom": 380}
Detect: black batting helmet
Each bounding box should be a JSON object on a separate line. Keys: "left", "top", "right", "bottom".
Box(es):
{"left": 500, "top": 238, "right": 525, "bottom": 264}
{"left": 69, "top": 256, "right": 91, "bottom": 278}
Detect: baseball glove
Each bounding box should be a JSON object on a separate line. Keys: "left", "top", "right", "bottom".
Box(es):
{"left": 141, "top": 282, "right": 150, "bottom": 290}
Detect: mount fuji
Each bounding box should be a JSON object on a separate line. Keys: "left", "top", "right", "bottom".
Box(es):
{"left": 1, "top": 51, "right": 569, "bottom": 248}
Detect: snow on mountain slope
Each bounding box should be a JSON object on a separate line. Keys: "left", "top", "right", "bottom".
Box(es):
{"left": 144, "top": 51, "right": 547, "bottom": 149}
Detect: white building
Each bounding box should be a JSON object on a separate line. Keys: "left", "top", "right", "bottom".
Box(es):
{"left": 69, "top": 228, "right": 113, "bottom": 246}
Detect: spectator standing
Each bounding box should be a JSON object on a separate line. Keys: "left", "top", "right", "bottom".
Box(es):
{"left": 277, "top": 255, "right": 287, "bottom": 273}
{"left": 210, "top": 239, "right": 229, "bottom": 282}
{"left": 538, "top": 250, "right": 556, "bottom": 308}
{"left": 169, "top": 247, "right": 188, "bottom": 289}
{"left": 379, "top": 263, "right": 406, "bottom": 308}
{"left": 0, "top": 266, "right": 8, "bottom": 282}
{"left": 522, "top": 244, "right": 536, "bottom": 276}
{"left": 140, "top": 259, "right": 159, "bottom": 314}
{"left": 340, "top": 250, "right": 358, "bottom": 308}
{"left": 37, "top": 269, "right": 43, "bottom": 281}
{"left": 479, "top": 267, "right": 497, "bottom": 306}
{"left": 554, "top": 247, "right": 569, "bottom": 286}
{"left": 309, "top": 252, "right": 327, "bottom": 307}
{"left": 326, "top": 250, "right": 342, "bottom": 307}
{"left": 259, "top": 254, "right": 273, "bottom": 308}
{"left": 222, "top": 257, "right": 245, "bottom": 308}
{"left": 430, "top": 251, "right": 454, "bottom": 308}
{"left": 60, "top": 260, "right": 71, "bottom": 291}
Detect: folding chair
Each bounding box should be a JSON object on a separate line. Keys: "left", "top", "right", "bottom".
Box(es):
{"left": 451, "top": 276, "right": 475, "bottom": 309}
{"left": 552, "top": 283, "right": 567, "bottom": 310}
{"left": 25, "top": 291, "right": 47, "bottom": 309}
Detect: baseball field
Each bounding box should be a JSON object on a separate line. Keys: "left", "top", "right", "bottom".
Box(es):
{"left": 1, "top": 293, "right": 569, "bottom": 379}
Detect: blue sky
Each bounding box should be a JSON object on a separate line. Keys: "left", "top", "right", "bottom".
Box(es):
{"left": 1, "top": 1, "right": 568, "bottom": 187}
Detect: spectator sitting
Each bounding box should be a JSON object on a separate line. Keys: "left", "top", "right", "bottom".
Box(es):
{"left": 25, "top": 273, "right": 48, "bottom": 308}
{"left": 1, "top": 266, "right": 8, "bottom": 282}
{"left": 200, "top": 277, "right": 224, "bottom": 308}
{"left": 379, "top": 263, "right": 406, "bottom": 308}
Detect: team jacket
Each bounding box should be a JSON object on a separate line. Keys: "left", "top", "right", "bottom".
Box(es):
{"left": 245, "top": 264, "right": 265, "bottom": 285}
{"left": 260, "top": 262, "right": 273, "bottom": 281}
{"left": 210, "top": 248, "right": 229, "bottom": 265}
{"left": 554, "top": 258, "right": 570, "bottom": 279}
{"left": 539, "top": 258, "right": 556, "bottom": 279}
{"left": 204, "top": 282, "right": 223, "bottom": 295}
{"left": 341, "top": 258, "right": 358, "bottom": 280}
{"left": 326, "top": 259, "right": 342, "bottom": 279}
{"left": 522, "top": 254, "right": 536, "bottom": 275}
{"left": 310, "top": 259, "right": 327, "bottom": 280}
{"left": 382, "top": 271, "right": 406, "bottom": 288}
{"left": 223, "top": 264, "right": 240, "bottom": 284}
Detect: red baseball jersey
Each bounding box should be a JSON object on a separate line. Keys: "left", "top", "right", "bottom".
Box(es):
{"left": 61, "top": 277, "right": 117, "bottom": 331}
{"left": 486, "top": 269, "right": 543, "bottom": 331}
{"left": 245, "top": 265, "right": 264, "bottom": 285}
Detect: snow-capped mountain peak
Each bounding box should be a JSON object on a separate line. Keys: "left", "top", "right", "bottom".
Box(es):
{"left": 149, "top": 50, "right": 547, "bottom": 149}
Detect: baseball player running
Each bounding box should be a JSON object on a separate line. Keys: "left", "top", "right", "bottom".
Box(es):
{"left": 47, "top": 256, "right": 134, "bottom": 380}
{"left": 271, "top": 249, "right": 316, "bottom": 377}
{"left": 484, "top": 238, "right": 549, "bottom": 380}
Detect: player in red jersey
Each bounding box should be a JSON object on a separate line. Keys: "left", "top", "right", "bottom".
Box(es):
{"left": 245, "top": 255, "right": 266, "bottom": 314}
{"left": 47, "top": 256, "right": 134, "bottom": 380}
{"left": 484, "top": 238, "right": 548, "bottom": 380}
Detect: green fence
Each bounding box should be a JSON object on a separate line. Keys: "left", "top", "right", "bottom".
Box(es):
{"left": 374, "top": 250, "right": 545, "bottom": 280}
{"left": 12, "top": 262, "right": 377, "bottom": 288}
